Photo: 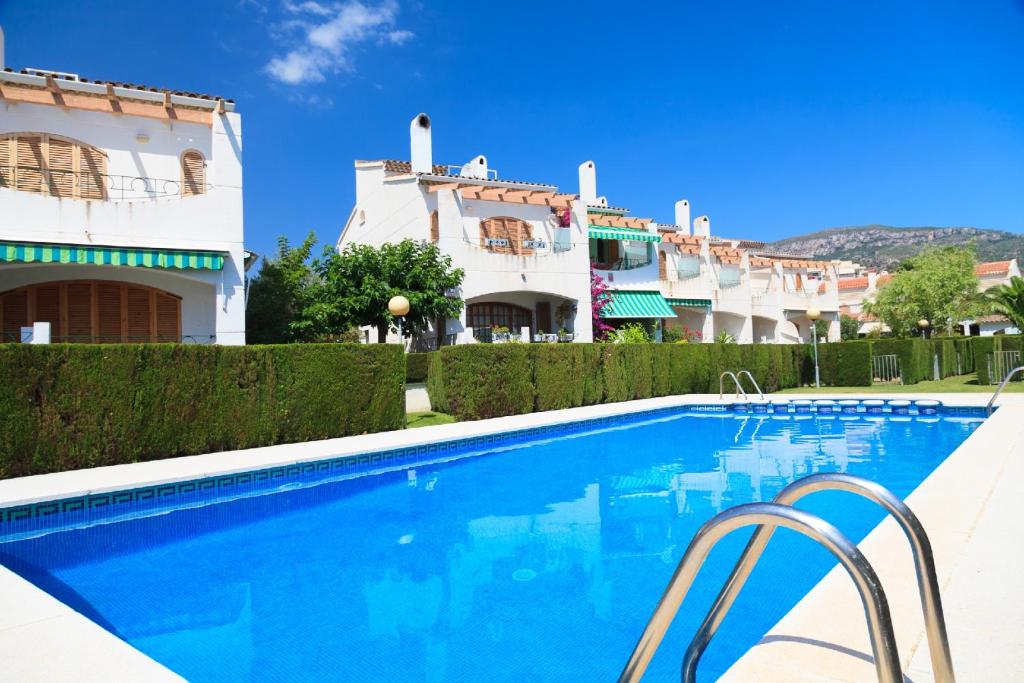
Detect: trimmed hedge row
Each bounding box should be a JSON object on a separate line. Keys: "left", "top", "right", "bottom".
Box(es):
{"left": 0, "top": 343, "right": 405, "bottom": 479}
{"left": 405, "top": 351, "right": 435, "bottom": 383}
{"left": 870, "top": 338, "right": 933, "bottom": 385}
{"left": 426, "top": 342, "right": 867, "bottom": 421}
{"left": 974, "top": 335, "right": 1024, "bottom": 385}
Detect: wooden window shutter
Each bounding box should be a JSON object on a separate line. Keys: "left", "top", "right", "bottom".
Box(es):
{"left": 429, "top": 210, "right": 439, "bottom": 242}
{"left": 182, "top": 150, "right": 205, "bottom": 196}
{"left": 155, "top": 293, "right": 181, "bottom": 342}
{"left": 0, "top": 135, "right": 12, "bottom": 189}
{"left": 97, "top": 283, "right": 123, "bottom": 342}
{"left": 125, "top": 286, "right": 152, "bottom": 341}
{"left": 1, "top": 290, "right": 28, "bottom": 341}
{"left": 658, "top": 250, "right": 667, "bottom": 279}
{"left": 66, "top": 283, "right": 93, "bottom": 342}
{"left": 47, "top": 136, "right": 75, "bottom": 198}
{"left": 15, "top": 134, "right": 45, "bottom": 194}
{"left": 480, "top": 217, "right": 533, "bottom": 255}
{"left": 79, "top": 144, "right": 107, "bottom": 200}
{"left": 33, "top": 284, "right": 61, "bottom": 336}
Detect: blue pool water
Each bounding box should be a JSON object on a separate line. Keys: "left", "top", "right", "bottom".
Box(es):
{"left": 0, "top": 408, "right": 983, "bottom": 682}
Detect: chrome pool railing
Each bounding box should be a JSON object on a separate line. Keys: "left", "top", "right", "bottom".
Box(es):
{"left": 987, "top": 365, "right": 1024, "bottom": 416}
{"left": 718, "top": 371, "right": 748, "bottom": 400}
{"left": 681, "top": 473, "right": 954, "bottom": 683}
{"left": 736, "top": 370, "right": 765, "bottom": 400}
{"left": 616, "top": 501, "right": 903, "bottom": 683}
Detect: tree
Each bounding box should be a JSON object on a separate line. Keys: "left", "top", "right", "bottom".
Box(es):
{"left": 245, "top": 233, "right": 320, "bottom": 344}
{"left": 863, "top": 246, "right": 980, "bottom": 337}
{"left": 984, "top": 275, "right": 1024, "bottom": 331}
{"left": 839, "top": 314, "right": 861, "bottom": 341}
{"left": 318, "top": 239, "right": 465, "bottom": 343}
{"left": 591, "top": 268, "right": 615, "bottom": 341}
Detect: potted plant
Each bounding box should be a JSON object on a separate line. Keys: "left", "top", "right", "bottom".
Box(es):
{"left": 558, "top": 327, "right": 574, "bottom": 342}
{"left": 533, "top": 329, "right": 546, "bottom": 343}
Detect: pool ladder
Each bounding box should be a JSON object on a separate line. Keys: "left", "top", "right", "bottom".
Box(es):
{"left": 987, "top": 365, "right": 1024, "bottom": 416}
{"left": 617, "top": 473, "right": 955, "bottom": 683}
{"left": 719, "top": 370, "right": 764, "bottom": 401}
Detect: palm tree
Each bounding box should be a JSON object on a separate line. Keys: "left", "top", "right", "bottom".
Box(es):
{"left": 984, "top": 276, "right": 1024, "bottom": 331}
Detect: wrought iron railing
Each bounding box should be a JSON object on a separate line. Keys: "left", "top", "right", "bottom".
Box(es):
{"left": 0, "top": 165, "right": 213, "bottom": 201}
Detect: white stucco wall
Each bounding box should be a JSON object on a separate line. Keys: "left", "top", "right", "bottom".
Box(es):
{"left": 0, "top": 100, "right": 245, "bottom": 344}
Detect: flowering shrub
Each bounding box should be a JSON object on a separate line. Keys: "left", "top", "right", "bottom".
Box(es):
{"left": 591, "top": 268, "right": 615, "bottom": 340}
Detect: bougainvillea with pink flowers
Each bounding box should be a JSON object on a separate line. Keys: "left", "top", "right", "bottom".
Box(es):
{"left": 591, "top": 268, "right": 615, "bottom": 340}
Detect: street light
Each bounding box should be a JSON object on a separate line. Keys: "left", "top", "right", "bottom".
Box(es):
{"left": 918, "top": 318, "right": 930, "bottom": 340}
{"left": 388, "top": 295, "right": 410, "bottom": 349}
{"left": 807, "top": 308, "right": 821, "bottom": 389}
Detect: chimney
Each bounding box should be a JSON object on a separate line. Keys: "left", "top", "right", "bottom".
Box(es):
{"left": 578, "top": 161, "right": 597, "bottom": 204}
{"left": 693, "top": 215, "right": 711, "bottom": 237}
{"left": 460, "top": 155, "right": 488, "bottom": 179}
{"left": 410, "top": 113, "right": 432, "bottom": 174}
{"left": 674, "top": 200, "right": 691, "bottom": 235}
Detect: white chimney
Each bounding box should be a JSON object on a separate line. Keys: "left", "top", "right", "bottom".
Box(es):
{"left": 674, "top": 200, "right": 691, "bottom": 235}
{"left": 693, "top": 215, "right": 711, "bottom": 237}
{"left": 460, "top": 155, "right": 488, "bottom": 179}
{"left": 0, "top": 25, "right": 5, "bottom": 71}
{"left": 578, "top": 161, "right": 597, "bottom": 204}
{"left": 410, "top": 113, "right": 432, "bottom": 174}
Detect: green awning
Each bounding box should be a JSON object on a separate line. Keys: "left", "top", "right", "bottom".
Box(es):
{"left": 666, "top": 298, "right": 712, "bottom": 309}
{"left": 0, "top": 241, "right": 225, "bottom": 270}
{"left": 587, "top": 226, "right": 661, "bottom": 243}
{"left": 600, "top": 290, "right": 676, "bottom": 319}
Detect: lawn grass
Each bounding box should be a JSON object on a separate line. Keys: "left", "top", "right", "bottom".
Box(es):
{"left": 778, "top": 373, "right": 1024, "bottom": 394}
{"left": 406, "top": 411, "right": 457, "bottom": 428}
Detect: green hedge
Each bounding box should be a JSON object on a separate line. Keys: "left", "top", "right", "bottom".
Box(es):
{"left": 814, "top": 340, "right": 873, "bottom": 387}
{"left": 427, "top": 342, "right": 826, "bottom": 421}
{"left": 0, "top": 343, "right": 405, "bottom": 479}
{"left": 405, "top": 352, "right": 435, "bottom": 383}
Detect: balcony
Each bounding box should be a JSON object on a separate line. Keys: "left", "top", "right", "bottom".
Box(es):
{"left": 592, "top": 256, "right": 652, "bottom": 271}
{"left": 0, "top": 165, "right": 211, "bottom": 202}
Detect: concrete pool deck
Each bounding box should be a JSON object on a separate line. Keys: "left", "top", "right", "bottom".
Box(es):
{"left": 0, "top": 392, "right": 1020, "bottom": 681}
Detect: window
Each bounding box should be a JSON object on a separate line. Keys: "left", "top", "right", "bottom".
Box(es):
{"left": 479, "top": 216, "right": 534, "bottom": 255}
{"left": 467, "top": 302, "right": 533, "bottom": 336}
{"left": 0, "top": 132, "right": 107, "bottom": 199}
{"left": 181, "top": 150, "right": 206, "bottom": 196}
{"left": 0, "top": 281, "right": 181, "bottom": 343}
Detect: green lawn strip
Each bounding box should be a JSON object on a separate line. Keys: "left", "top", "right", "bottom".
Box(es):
{"left": 777, "top": 373, "right": 1024, "bottom": 394}
{"left": 406, "top": 411, "right": 457, "bottom": 428}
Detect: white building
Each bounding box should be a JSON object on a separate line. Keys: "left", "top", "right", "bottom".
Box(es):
{"left": 0, "top": 27, "right": 246, "bottom": 345}
{"left": 338, "top": 113, "right": 840, "bottom": 347}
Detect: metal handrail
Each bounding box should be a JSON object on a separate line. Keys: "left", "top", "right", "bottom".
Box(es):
{"left": 617, "top": 502, "right": 902, "bottom": 683}
{"left": 718, "top": 371, "right": 748, "bottom": 400}
{"left": 987, "top": 365, "right": 1024, "bottom": 416}
{"left": 682, "top": 473, "right": 954, "bottom": 682}
{"left": 736, "top": 370, "right": 765, "bottom": 400}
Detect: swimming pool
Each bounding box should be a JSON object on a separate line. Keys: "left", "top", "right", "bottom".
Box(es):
{"left": 0, "top": 405, "right": 984, "bottom": 681}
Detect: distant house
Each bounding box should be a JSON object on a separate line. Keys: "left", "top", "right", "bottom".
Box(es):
{"left": 0, "top": 32, "right": 246, "bottom": 345}
{"left": 337, "top": 113, "right": 841, "bottom": 347}
{"left": 963, "top": 260, "right": 1021, "bottom": 336}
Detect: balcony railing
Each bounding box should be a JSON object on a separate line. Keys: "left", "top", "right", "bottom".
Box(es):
{"left": 0, "top": 165, "right": 212, "bottom": 202}
{"left": 593, "top": 257, "right": 652, "bottom": 271}
{"left": 677, "top": 263, "right": 701, "bottom": 280}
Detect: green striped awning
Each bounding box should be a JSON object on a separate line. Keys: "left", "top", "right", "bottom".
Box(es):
{"left": 666, "top": 298, "right": 712, "bottom": 309}
{"left": 587, "top": 226, "right": 661, "bottom": 243}
{"left": 0, "top": 241, "right": 225, "bottom": 270}
{"left": 600, "top": 290, "right": 677, "bottom": 319}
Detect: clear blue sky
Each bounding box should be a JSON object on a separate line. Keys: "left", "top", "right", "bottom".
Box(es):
{"left": 2, "top": 0, "right": 1022, "bottom": 256}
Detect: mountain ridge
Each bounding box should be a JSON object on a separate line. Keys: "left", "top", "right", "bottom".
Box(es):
{"left": 767, "top": 225, "right": 1024, "bottom": 269}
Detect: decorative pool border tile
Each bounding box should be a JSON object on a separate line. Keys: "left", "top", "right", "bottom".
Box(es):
{"left": 0, "top": 402, "right": 985, "bottom": 538}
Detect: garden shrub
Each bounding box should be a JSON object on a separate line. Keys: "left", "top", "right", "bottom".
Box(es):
{"left": 0, "top": 343, "right": 405, "bottom": 479}
{"left": 433, "top": 344, "right": 535, "bottom": 420}
{"left": 870, "top": 338, "right": 931, "bottom": 384}
{"left": 814, "top": 341, "right": 872, "bottom": 386}
{"left": 426, "top": 350, "right": 448, "bottom": 413}
{"left": 405, "top": 352, "right": 434, "bottom": 383}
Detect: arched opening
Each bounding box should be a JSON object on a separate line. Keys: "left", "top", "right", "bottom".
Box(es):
{"left": 0, "top": 132, "right": 107, "bottom": 199}
{"left": 1, "top": 280, "right": 181, "bottom": 343}
{"left": 479, "top": 216, "right": 535, "bottom": 256}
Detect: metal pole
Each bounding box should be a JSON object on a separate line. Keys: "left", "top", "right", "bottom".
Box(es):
{"left": 812, "top": 322, "right": 820, "bottom": 388}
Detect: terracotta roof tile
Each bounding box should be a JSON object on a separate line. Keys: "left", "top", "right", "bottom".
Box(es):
{"left": 382, "top": 160, "right": 450, "bottom": 175}
{"left": 975, "top": 314, "right": 1010, "bottom": 323}
{"left": 975, "top": 261, "right": 1011, "bottom": 276}
{"left": 4, "top": 67, "right": 233, "bottom": 103}
{"left": 838, "top": 277, "right": 869, "bottom": 291}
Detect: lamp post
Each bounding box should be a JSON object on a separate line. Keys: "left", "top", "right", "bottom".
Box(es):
{"left": 918, "top": 318, "right": 930, "bottom": 340}
{"left": 807, "top": 308, "right": 821, "bottom": 388}
{"left": 388, "top": 295, "right": 410, "bottom": 349}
